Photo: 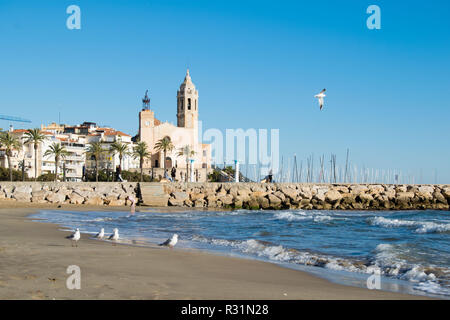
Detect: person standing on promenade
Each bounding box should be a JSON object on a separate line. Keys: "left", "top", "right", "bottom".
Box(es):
{"left": 268, "top": 169, "right": 273, "bottom": 183}
{"left": 164, "top": 169, "right": 173, "bottom": 182}
{"left": 116, "top": 165, "right": 124, "bottom": 182}
{"left": 171, "top": 167, "right": 176, "bottom": 182}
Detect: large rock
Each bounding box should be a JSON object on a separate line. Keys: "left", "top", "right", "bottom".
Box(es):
{"left": 14, "top": 185, "right": 32, "bottom": 194}
{"left": 68, "top": 192, "right": 85, "bottom": 205}
{"left": 298, "top": 187, "right": 312, "bottom": 200}
{"left": 418, "top": 186, "right": 435, "bottom": 194}
{"left": 357, "top": 193, "right": 373, "bottom": 203}
{"left": 190, "top": 193, "right": 205, "bottom": 201}
{"left": 441, "top": 188, "right": 450, "bottom": 200}
{"left": 325, "top": 190, "right": 342, "bottom": 204}
{"left": 433, "top": 191, "right": 447, "bottom": 204}
{"left": 368, "top": 185, "right": 384, "bottom": 194}
{"left": 46, "top": 192, "right": 67, "bottom": 204}
{"left": 85, "top": 196, "right": 104, "bottom": 206}
{"left": 31, "top": 190, "right": 49, "bottom": 202}
{"left": 219, "top": 194, "right": 233, "bottom": 206}
{"left": 268, "top": 194, "right": 282, "bottom": 207}
{"left": 168, "top": 197, "right": 184, "bottom": 206}
{"left": 350, "top": 185, "right": 369, "bottom": 194}
{"left": 416, "top": 191, "right": 433, "bottom": 201}
{"left": 172, "top": 192, "right": 189, "bottom": 201}
{"left": 194, "top": 199, "right": 205, "bottom": 208}
{"left": 13, "top": 191, "right": 31, "bottom": 202}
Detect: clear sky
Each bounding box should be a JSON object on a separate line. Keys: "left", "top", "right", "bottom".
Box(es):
{"left": 1, "top": 0, "right": 449, "bottom": 183}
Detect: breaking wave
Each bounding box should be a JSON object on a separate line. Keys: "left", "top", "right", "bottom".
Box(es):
{"left": 368, "top": 216, "right": 450, "bottom": 234}
{"left": 191, "top": 235, "right": 450, "bottom": 296}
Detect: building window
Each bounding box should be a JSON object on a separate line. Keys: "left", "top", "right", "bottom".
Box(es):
{"left": 188, "top": 98, "right": 191, "bottom": 110}
{"left": 203, "top": 150, "right": 206, "bottom": 157}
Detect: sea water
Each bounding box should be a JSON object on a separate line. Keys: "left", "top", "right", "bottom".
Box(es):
{"left": 31, "top": 209, "right": 450, "bottom": 298}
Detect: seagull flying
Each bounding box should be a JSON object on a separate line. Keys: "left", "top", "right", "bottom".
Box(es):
{"left": 314, "top": 88, "right": 326, "bottom": 110}
{"left": 108, "top": 228, "right": 119, "bottom": 245}
{"left": 159, "top": 234, "right": 178, "bottom": 249}
{"left": 95, "top": 228, "right": 105, "bottom": 239}
{"left": 66, "top": 228, "right": 80, "bottom": 247}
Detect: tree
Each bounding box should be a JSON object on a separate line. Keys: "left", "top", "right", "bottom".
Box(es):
{"left": 154, "top": 137, "right": 174, "bottom": 170}
{"left": 132, "top": 141, "right": 151, "bottom": 182}
{"left": 110, "top": 140, "right": 129, "bottom": 174}
{"left": 43, "top": 142, "right": 69, "bottom": 182}
{"left": 86, "top": 141, "right": 105, "bottom": 182}
{"left": 0, "top": 132, "right": 22, "bottom": 181}
{"left": 177, "top": 145, "right": 196, "bottom": 182}
{"left": 24, "top": 129, "right": 47, "bottom": 181}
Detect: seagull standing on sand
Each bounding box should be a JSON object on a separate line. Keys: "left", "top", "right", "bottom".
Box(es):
{"left": 159, "top": 234, "right": 178, "bottom": 249}
{"left": 66, "top": 228, "right": 80, "bottom": 247}
{"left": 95, "top": 228, "right": 105, "bottom": 239}
{"left": 109, "top": 228, "right": 119, "bottom": 245}
{"left": 314, "top": 88, "right": 326, "bottom": 110}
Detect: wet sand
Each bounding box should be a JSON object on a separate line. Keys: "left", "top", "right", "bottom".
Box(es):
{"left": 0, "top": 202, "right": 428, "bottom": 300}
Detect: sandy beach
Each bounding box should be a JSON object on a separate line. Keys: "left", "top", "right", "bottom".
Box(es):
{"left": 0, "top": 202, "right": 428, "bottom": 300}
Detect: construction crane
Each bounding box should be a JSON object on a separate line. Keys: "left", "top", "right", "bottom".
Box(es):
{"left": 0, "top": 114, "right": 32, "bottom": 123}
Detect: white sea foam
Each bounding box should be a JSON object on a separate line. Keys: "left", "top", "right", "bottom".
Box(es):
{"left": 273, "top": 212, "right": 310, "bottom": 221}
{"left": 368, "top": 216, "right": 450, "bottom": 234}
{"left": 192, "top": 235, "right": 450, "bottom": 296}
{"left": 273, "top": 211, "right": 342, "bottom": 223}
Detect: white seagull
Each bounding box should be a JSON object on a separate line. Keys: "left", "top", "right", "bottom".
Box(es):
{"left": 66, "top": 228, "right": 80, "bottom": 247}
{"left": 108, "top": 228, "right": 119, "bottom": 245}
{"left": 314, "top": 88, "right": 326, "bottom": 110}
{"left": 159, "top": 234, "right": 178, "bottom": 249}
{"left": 95, "top": 228, "right": 105, "bottom": 239}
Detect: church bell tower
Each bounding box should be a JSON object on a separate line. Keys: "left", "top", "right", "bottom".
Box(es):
{"left": 177, "top": 69, "right": 198, "bottom": 129}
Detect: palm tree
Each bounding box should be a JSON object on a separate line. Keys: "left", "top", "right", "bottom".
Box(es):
{"left": 154, "top": 137, "right": 174, "bottom": 170}
{"left": 0, "top": 132, "right": 22, "bottom": 181}
{"left": 86, "top": 141, "right": 105, "bottom": 182}
{"left": 110, "top": 141, "right": 129, "bottom": 173}
{"left": 177, "top": 145, "right": 196, "bottom": 182}
{"left": 43, "top": 143, "right": 69, "bottom": 182}
{"left": 132, "top": 141, "right": 151, "bottom": 182}
{"left": 24, "top": 129, "right": 47, "bottom": 181}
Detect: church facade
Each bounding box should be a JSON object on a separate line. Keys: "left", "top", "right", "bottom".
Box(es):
{"left": 139, "top": 69, "right": 211, "bottom": 181}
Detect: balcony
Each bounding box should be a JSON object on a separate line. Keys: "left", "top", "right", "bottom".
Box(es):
{"left": 64, "top": 155, "right": 84, "bottom": 161}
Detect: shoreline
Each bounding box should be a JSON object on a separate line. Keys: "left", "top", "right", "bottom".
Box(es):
{"left": 0, "top": 203, "right": 432, "bottom": 299}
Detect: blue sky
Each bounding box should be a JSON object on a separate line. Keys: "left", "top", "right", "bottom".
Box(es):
{"left": 0, "top": 0, "right": 449, "bottom": 182}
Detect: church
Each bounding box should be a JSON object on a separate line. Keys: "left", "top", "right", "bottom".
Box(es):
{"left": 138, "top": 69, "right": 212, "bottom": 181}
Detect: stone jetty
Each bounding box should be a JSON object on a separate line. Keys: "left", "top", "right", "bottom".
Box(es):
{"left": 1, "top": 182, "right": 449, "bottom": 210}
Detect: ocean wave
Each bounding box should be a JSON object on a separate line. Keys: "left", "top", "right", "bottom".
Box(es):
{"left": 273, "top": 212, "right": 310, "bottom": 221}
{"left": 368, "top": 216, "right": 450, "bottom": 234}
{"left": 273, "top": 211, "right": 344, "bottom": 223}
{"left": 191, "top": 235, "right": 450, "bottom": 296}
